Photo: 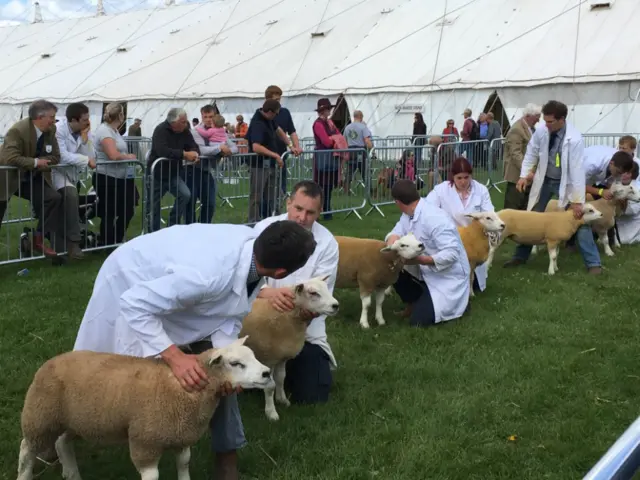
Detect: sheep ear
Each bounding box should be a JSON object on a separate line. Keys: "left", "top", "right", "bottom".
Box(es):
{"left": 208, "top": 351, "right": 223, "bottom": 366}
{"left": 319, "top": 274, "right": 330, "bottom": 283}
{"left": 464, "top": 213, "right": 475, "bottom": 218}
{"left": 235, "top": 335, "right": 248, "bottom": 346}
{"left": 295, "top": 283, "right": 305, "bottom": 295}
{"left": 380, "top": 246, "right": 393, "bottom": 253}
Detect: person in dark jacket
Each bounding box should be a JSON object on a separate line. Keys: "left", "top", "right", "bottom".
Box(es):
{"left": 146, "top": 108, "right": 199, "bottom": 232}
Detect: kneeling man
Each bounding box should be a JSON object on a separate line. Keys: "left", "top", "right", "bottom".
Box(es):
{"left": 386, "top": 179, "right": 470, "bottom": 327}
{"left": 253, "top": 180, "right": 339, "bottom": 404}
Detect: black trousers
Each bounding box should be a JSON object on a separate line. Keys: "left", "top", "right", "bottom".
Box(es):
{"left": 92, "top": 173, "right": 139, "bottom": 246}
{"left": 284, "top": 342, "right": 332, "bottom": 404}
{"left": 393, "top": 270, "right": 437, "bottom": 327}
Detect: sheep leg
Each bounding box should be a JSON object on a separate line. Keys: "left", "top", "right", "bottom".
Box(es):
{"left": 373, "top": 289, "right": 388, "bottom": 326}
{"left": 359, "top": 292, "right": 372, "bottom": 329}
{"left": 274, "top": 361, "right": 290, "bottom": 407}
{"left": 263, "top": 372, "right": 280, "bottom": 422}
{"left": 547, "top": 242, "right": 559, "bottom": 275}
{"left": 598, "top": 231, "right": 615, "bottom": 256}
{"left": 17, "top": 439, "right": 37, "bottom": 480}
{"left": 175, "top": 447, "right": 191, "bottom": 480}
{"left": 55, "top": 432, "right": 82, "bottom": 479}
{"left": 130, "top": 441, "right": 162, "bottom": 480}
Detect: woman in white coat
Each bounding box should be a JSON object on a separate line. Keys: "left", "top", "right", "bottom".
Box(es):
{"left": 385, "top": 179, "right": 470, "bottom": 327}
{"left": 73, "top": 220, "right": 316, "bottom": 479}
{"left": 425, "top": 156, "right": 495, "bottom": 293}
{"left": 617, "top": 163, "right": 640, "bottom": 245}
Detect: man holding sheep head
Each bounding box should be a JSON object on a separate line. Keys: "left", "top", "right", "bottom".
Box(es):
{"left": 253, "top": 180, "right": 339, "bottom": 405}
{"left": 73, "top": 220, "right": 317, "bottom": 480}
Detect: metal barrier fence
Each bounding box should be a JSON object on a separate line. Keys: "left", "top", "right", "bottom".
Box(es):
{"left": 583, "top": 415, "right": 640, "bottom": 480}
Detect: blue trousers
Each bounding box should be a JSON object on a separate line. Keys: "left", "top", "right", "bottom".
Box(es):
{"left": 512, "top": 177, "right": 601, "bottom": 268}
{"left": 181, "top": 168, "right": 217, "bottom": 224}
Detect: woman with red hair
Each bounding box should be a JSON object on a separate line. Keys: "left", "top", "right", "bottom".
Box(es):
{"left": 425, "top": 156, "right": 495, "bottom": 293}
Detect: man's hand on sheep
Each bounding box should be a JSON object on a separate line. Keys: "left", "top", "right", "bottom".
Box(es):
{"left": 516, "top": 177, "right": 528, "bottom": 193}
{"left": 258, "top": 287, "right": 296, "bottom": 313}
{"left": 570, "top": 203, "right": 584, "bottom": 220}
{"left": 217, "top": 381, "right": 243, "bottom": 397}
{"left": 160, "top": 345, "right": 209, "bottom": 393}
{"left": 602, "top": 189, "right": 614, "bottom": 201}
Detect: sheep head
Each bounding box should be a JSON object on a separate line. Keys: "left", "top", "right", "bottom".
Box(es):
{"left": 581, "top": 203, "right": 604, "bottom": 223}
{"left": 207, "top": 336, "right": 273, "bottom": 390}
{"left": 293, "top": 276, "right": 340, "bottom": 316}
{"left": 379, "top": 233, "right": 425, "bottom": 259}
{"left": 464, "top": 211, "right": 506, "bottom": 233}
{"left": 610, "top": 182, "right": 640, "bottom": 202}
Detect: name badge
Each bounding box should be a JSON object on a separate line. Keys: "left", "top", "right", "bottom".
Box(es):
{"left": 45, "top": 145, "right": 52, "bottom": 153}
{"left": 555, "top": 153, "right": 560, "bottom": 168}
{"left": 125, "top": 166, "right": 136, "bottom": 179}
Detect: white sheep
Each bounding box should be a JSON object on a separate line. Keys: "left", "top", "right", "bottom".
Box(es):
{"left": 239, "top": 276, "right": 339, "bottom": 422}
{"left": 534, "top": 182, "right": 640, "bottom": 257}
{"left": 16, "top": 336, "right": 271, "bottom": 480}
{"left": 496, "top": 204, "right": 603, "bottom": 275}
{"left": 335, "top": 233, "right": 425, "bottom": 329}
{"left": 456, "top": 211, "right": 506, "bottom": 297}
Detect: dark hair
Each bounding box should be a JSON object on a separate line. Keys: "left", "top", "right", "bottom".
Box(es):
{"left": 291, "top": 180, "right": 323, "bottom": 204}
{"left": 414, "top": 113, "right": 425, "bottom": 125}
{"left": 391, "top": 179, "right": 420, "bottom": 205}
{"left": 449, "top": 156, "right": 473, "bottom": 184}
{"left": 201, "top": 104, "right": 216, "bottom": 115}
{"left": 611, "top": 151, "right": 634, "bottom": 173}
{"left": 65, "top": 103, "right": 89, "bottom": 123}
{"left": 262, "top": 99, "right": 281, "bottom": 114}
{"left": 631, "top": 161, "right": 639, "bottom": 180}
{"left": 28, "top": 99, "right": 58, "bottom": 120}
{"left": 254, "top": 220, "right": 317, "bottom": 273}
{"left": 541, "top": 100, "right": 568, "bottom": 120}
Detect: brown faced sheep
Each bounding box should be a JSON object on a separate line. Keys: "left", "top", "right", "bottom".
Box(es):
{"left": 335, "top": 233, "right": 424, "bottom": 329}
{"left": 16, "top": 337, "right": 271, "bottom": 480}
{"left": 239, "top": 277, "right": 339, "bottom": 422}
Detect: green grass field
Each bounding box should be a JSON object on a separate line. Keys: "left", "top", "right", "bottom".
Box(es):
{"left": 1, "top": 185, "right": 639, "bottom": 479}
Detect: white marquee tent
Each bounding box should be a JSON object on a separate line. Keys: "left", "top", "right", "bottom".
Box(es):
{"left": 0, "top": 0, "right": 638, "bottom": 138}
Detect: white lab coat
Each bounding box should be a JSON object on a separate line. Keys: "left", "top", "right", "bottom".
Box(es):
{"left": 74, "top": 224, "right": 264, "bottom": 358}
{"left": 253, "top": 213, "right": 339, "bottom": 369}
{"left": 616, "top": 179, "right": 640, "bottom": 245}
{"left": 425, "top": 180, "right": 494, "bottom": 291}
{"left": 520, "top": 122, "right": 585, "bottom": 211}
{"left": 53, "top": 119, "right": 95, "bottom": 191}
{"left": 386, "top": 198, "right": 470, "bottom": 323}
{"left": 583, "top": 145, "right": 617, "bottom": 186}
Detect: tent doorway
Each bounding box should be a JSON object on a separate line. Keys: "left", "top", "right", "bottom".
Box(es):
{"left": 483, "top": 91, "right": 510, "bottom": 136}
{"left": 331, "top": 93, "right": 351, "bottom": 133}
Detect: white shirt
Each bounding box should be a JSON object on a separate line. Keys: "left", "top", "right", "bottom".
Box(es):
{"left": 53, "top": 118, "right": 95, "bottom": 190}
{"left": 74, "top": 224, "right": 264, "bottom": 358}
{"left": 386, "top": 198, "right": 470, "bottom": 323}
{"left": 583, "top": 145, "right": 617, "bottom": 186}
{"left": 253, "top": 213, "right": 340, "bottom": 369}
{"left": 616, "top": 179, "right": 640, "bottom": 245}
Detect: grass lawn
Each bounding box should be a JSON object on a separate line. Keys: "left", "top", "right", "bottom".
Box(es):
{"left": 1, "top": 190, "right": 639, "bottom": 479}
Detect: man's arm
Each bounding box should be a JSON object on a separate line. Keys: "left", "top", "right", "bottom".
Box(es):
{"left": 568, "top": 139, "right": 586, "bottom": 205}
{"left": 0, "top": 128, "right": 37, "bottom": 170}
{"left": 384, "top": 217, "right": 408, "bottom": 245}
{"left": 56, "top": 128, "right": 89, "bottom": 166}
{"left": 276, "top": 126, "right": 290, "bottom": 146}
{"left": 520, "top": 129, "right": 540, "bottom": 178}
{"left": 428, "top": 224, "right": 461, "bottom": 271}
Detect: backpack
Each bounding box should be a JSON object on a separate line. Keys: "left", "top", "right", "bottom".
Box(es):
{"left": 468, "top": 119, "right": 480, "bottom": 141}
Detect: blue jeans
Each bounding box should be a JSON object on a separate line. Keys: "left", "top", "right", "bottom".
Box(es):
{"left": 147, "top": 175, "right": 191, "bottom": 232}
{"left": 513, "top": 177, "right": 601, "bottom": 268}
{"left": 180, "top": 168, "right": 217, "bottom": 224}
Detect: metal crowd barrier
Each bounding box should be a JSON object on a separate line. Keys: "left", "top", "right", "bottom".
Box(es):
{"left": 583, "top": 416, "right": 640, "bottom": 480}
{"left": 0, "top": 160, "right": 144, "bottom": 266}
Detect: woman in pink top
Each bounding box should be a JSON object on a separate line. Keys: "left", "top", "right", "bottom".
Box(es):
{"left": 312, "top": 98, "right": 343, "bottom": 220}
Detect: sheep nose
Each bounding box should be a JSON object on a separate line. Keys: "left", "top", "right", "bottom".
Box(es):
{"left": 262, "top": 369, "right": 271, "bottom": 379}
{"left": 418, "top": 243, "right": 424, "bottom": 249}
{"left": 332, "top": 303, "right": 339, "bottom": 312}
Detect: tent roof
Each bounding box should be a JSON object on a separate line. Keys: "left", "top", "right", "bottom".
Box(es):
{"left": 0, "top": 0, "right": 637, "bottom": 103}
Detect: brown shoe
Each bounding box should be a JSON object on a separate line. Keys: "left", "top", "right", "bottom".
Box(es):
{"left": 588, "top": 266, "right": 602, "bottom": 275}
{"left": 67, "top": 242, "right": 84, "bottom": 260}
{"left": 503, "top": 258, "right": 526, "bottom": 268}
{"left": 33, "top": 233, "right": 57, "bottom": 258}
{"left": 395, "top": 304, "right": 414, "bottom": 318}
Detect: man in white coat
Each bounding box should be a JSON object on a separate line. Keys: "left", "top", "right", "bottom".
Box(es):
{"left": 252, "top": 180, "right": 339, "bottom": 404}
{"left": 505, "top": 100, "right": 602, "bottom": 274}
{"left": 385, "top": 179, "right": 470, "bottom": 326}
{"left": 73, "top": 220, "right": 317, "bottom": 480}
{"left": 52, "top": 102, "right": 96, "bottom": 260}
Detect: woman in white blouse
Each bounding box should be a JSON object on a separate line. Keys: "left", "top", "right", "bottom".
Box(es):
{"left": 92, "top": 103, "right": 139, "bottom": 246}
{"left": 426, "top": 156, "right": 495, "bottom": 293}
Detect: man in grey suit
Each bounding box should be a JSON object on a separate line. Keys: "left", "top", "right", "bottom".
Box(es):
{"left": 502, "top": 104, "right": 541, "bottom": 209}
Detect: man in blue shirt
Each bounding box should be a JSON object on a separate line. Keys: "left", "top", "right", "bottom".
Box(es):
{"left": 265, "top": 85, "right": 302, "bottom": 203}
